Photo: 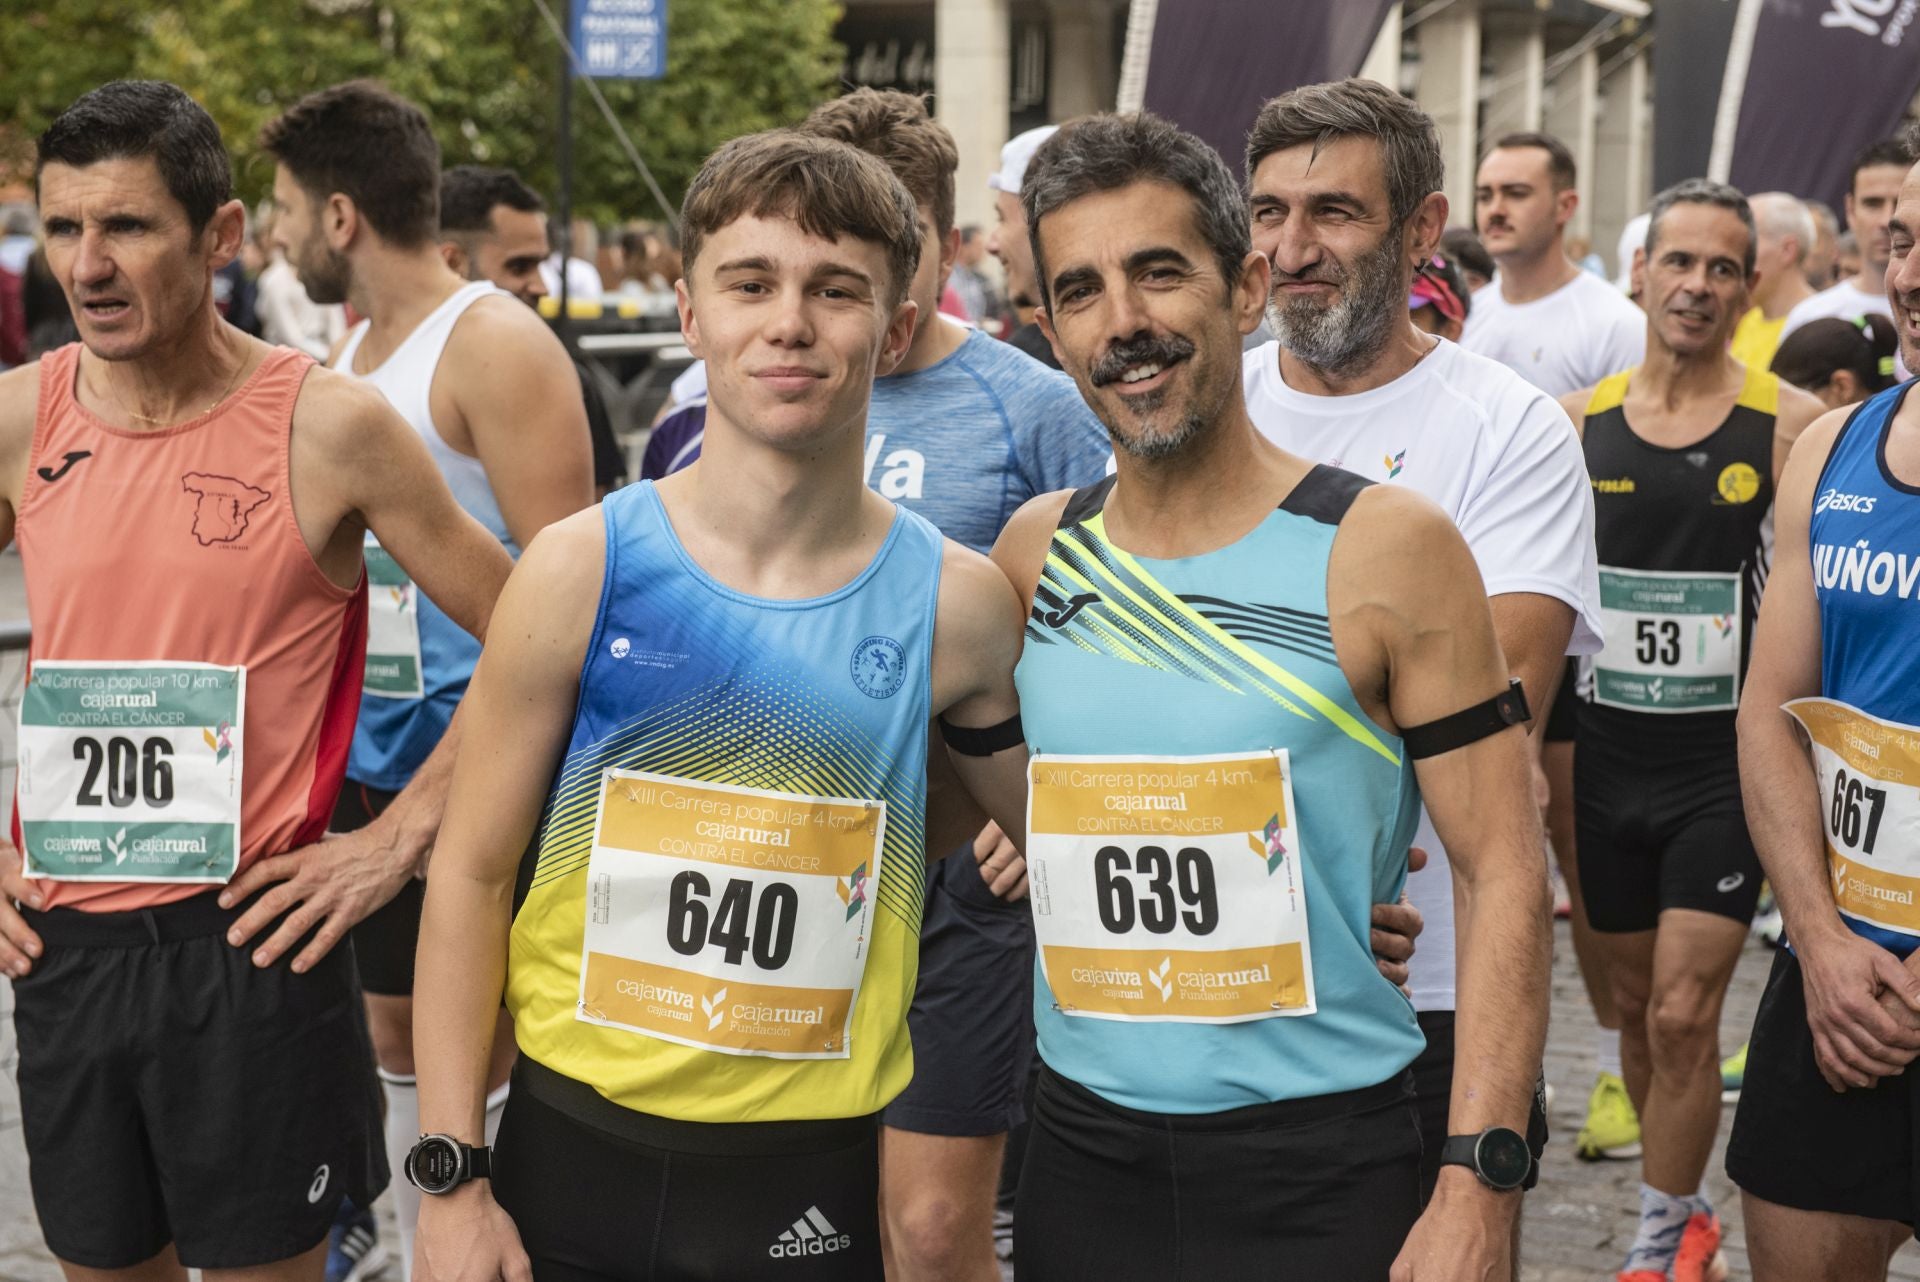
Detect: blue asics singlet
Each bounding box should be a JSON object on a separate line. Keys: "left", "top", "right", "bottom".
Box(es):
{"left": 1808, "top": 381, "right": 1920, "bottom": 957}
{"left": 1014, "top": 468, "right": 1423, "bottom": 1113}
{"left": 508, "top": 482, "right": 945, "bottom": 1123}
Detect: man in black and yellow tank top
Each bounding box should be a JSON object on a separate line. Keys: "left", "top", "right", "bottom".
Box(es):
{"left": 1559, "top": 180, "right": 1825, "bottom": 1282}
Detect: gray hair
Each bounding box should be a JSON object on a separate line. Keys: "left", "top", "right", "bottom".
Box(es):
{"left": 1645, "top": 179, "right": 1757, "bottom": 277}
{"left": 1021, "top": 112, "right": 1250, "bottom": 307}
{"left": 1749, "top": 192, "right": 1815, "bottom": 267}
{"left": 1245, "top": 78, "right": 1443, "bottom": 228}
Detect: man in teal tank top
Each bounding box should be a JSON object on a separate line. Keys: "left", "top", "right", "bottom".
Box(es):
{"left": 990, "top": 112, "right": 1552, "bottom": 1281}
{"left": 406, "top": 131, "right": 1034, "bottom": 1282}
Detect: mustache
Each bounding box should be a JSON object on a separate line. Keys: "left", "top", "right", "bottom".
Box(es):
{"left": 1271, "top": 261, "right": 1346, "bottom": 288}
{"left": 1089, "top": 333, "right": 1196, "bottom": 387}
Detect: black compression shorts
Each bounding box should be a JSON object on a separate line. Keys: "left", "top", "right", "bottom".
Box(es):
{"left": 1573, "top": 716, "right": 1763, "bottom": 932}
{"left": 493, "top": 1059, "right": 884, "bottom": 1281}
{"left": 1016, "top": 1064, "right": 1422, "bottom": 1281}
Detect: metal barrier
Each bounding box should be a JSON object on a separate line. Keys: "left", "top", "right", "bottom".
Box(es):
{"left": 0, "top": 622, "right": 28, "bottom": 1086}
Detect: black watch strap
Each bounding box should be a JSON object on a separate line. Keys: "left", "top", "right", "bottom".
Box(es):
{"left": 468, "top": 1145, "right": 492, "bottom": 1181}
{"left": 1401, "top": 678, "right": 1531, "bottom": 760}
{"left": 1437, "top": 1129, "right": 1535, "bottom": 1191}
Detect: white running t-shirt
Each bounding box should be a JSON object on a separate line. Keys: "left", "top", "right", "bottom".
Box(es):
{"left": 1243, "top": 338, "right": 1603, "bottom": 1012}
{"left": 1462, "top": 269, "right": 1647, "bottom": 399}
{"left": 1780, "top": 278, "right": 1894, "bottom": 342}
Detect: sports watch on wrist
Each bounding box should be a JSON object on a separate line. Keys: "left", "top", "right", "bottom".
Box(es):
{"left": 1438, "top": 1126, "right": 1534, "bottom": 1192}
{"left": 404, "top": 1133, "right": 493, "bottom": 1195}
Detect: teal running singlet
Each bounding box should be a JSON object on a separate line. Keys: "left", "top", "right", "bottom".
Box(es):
{"left": 1014, "top": 468, "right": 1423, "bottom": 1114}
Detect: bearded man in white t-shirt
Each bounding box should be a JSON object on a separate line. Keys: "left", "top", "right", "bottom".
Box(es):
{"left": 1240, "top": 77, "right": 1604, "bottom": 1212}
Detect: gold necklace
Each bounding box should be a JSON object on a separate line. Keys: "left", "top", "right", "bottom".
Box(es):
{"left": 103, "top": 354, "right": 248, "bottom": 426}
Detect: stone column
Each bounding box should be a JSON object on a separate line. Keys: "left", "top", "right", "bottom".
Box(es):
{"left": 1545, "top": 40, "right": 1600, "bottom": 245}
{"left": 1359, "top": 3, "right": 1404, "bottom": 90}
{"left": 1481, "top": 12, "right": 1545, "bottom": 142}
{"left": 937, "top": 0, "right": 1012, "bottom": 232}
{"left": 1048, "top": 0, "right": 1116, "bottom": 120}
{"left": 1414, "top": 0, "right": 1481, "bottom": 227}
{"left": 1592, "top": 42, "right": 1652, "bottom": 280}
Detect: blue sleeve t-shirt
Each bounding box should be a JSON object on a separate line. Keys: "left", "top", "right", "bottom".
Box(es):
{"left": 648, "top": 331, "right": 1113, "bottom": 552}
{"left": 867, "top": 328, "right": 1113, "bottom": 553}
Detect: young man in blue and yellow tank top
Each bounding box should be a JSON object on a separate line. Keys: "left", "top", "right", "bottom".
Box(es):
{"left": 990, "top": 112, "right": 1551, "bottom": 1282}
{"left": 1558, "top": 181, "right": 1825, "bottom": 1282}
{"left": 407, "top": 131, "right": 1032, "bottom": 1282}
{"left": 1729, "top": 140, "right": 1920, "bottom": 1282}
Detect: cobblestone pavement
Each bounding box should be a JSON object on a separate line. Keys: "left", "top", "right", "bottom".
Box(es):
{"left": 7, "top": 918, "right": 1920, "bottom": 1282}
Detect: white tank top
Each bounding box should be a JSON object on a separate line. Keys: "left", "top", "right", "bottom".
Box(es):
{"left": 333, "top": 280, "right": 516, "bottom": 551}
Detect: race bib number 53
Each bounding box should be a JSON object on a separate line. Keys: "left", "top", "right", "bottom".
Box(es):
{"left": 577, "top": 770, "right": 886, "bottom": 1059}
{"left": 17, "top": 661, "right": 244, "bottom": 882}
{"left": 1026, "top": 751, "right": 1316, "bottom": 1023}
{"left": 1786, "top": 697, "right": 1920, "bottom": 942}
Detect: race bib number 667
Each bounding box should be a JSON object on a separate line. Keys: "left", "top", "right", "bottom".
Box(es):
{"left": 1026, "top": 751, "right": 1316, "bottom": 1024}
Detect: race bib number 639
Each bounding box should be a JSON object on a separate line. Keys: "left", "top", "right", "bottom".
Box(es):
{"left": 1025, "top": 751, "right": 1316, "bottom": 1023}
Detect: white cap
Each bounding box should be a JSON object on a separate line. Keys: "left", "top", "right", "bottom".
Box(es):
{"left": 1615, "top": 211, "right": 1651, "bottom": 291}
{"left": 987, "top": 126, "right": 1060, "bottom": 195}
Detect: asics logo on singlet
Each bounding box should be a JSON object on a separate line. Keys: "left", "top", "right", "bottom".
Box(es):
{"left": 768, "top": 1207, "right": 853, "bottom": 1259}
{"left": 1815, "top": 489, "right": 1877, "bottom": 514}
{"left": 1717, "top": 873, "right": 1746, "bottom": 894}
{"left": 1040, "top": 593, "right": 1101, "bottom": 628}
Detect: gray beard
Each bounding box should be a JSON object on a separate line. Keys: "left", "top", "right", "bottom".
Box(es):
{"left": 1265, "top": 239, "right": 1404, "bottom": 378}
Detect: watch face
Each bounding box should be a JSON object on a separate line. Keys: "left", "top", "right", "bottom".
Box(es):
{"left": 412, "top": 1137, "right": 462, "bottom": 1193}
{"left": 1476, "top": 1128, "right": 1532, "bottom": 1190}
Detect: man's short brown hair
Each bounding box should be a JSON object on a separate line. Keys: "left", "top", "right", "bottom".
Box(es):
{"left": 798, "top": 88, "right": 958, "bottom": 238}
{"left": 1486, "top": 131, "right": 1577, "bottom": 192}
{"left": 261, "top": 80, "right": 440, "bottom": 247}
{"left": 681, "top": 129, "right": 921, "bottom": 307}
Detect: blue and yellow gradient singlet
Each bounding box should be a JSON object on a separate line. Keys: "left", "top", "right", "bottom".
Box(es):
{"left": 508, "top": 482, "right": 943, "bottom": 1122}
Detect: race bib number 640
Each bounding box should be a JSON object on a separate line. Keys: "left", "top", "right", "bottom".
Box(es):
{"left": 1026, "top": 751, "right": 1316, "bottom": 1023}
{"left": 576, "top": 770, "right": 886, "bottom": 1059}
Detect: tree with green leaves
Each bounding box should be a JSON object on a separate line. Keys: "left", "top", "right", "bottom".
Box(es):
{"left": 0, "top": 0, "right": 843, "bottom": 224}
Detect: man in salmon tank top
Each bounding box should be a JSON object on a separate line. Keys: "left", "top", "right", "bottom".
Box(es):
{"left": 259, "top": 81, "right": 594, "bottom": 1279}
{"left": 0, "top": 80, "right": 514, "bottom": 1282}
{"left": 407, "top": 129, "right": 1031, "bottom": 1282}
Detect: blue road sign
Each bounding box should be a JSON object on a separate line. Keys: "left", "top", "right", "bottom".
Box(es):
{"left": 572, "top": 0, "right": 666, "bottom": 79}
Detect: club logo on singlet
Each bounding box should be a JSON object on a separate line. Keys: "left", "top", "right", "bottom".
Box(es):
{"left": 849, "top": 635, "right": 905, "bottom": 699}
{"left": 1716, "top": 462, "right": 1761, "bottom": 505}
{"left": 180, "top": 473, "right": 271, "bottom": 547}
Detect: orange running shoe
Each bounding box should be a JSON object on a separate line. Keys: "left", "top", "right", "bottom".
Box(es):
{"left": 1616, "top": 1273, "right": 1666, "bottom": 1282}
{"left": 1672, "top": 1211, "right": 1730, "bottom": 1282}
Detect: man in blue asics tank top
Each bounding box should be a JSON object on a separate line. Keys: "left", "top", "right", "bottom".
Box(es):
{"left": 407, "top": 131, "right": 1032, "bottom": 1282}
{"left": 262, "top": 82, "right": 595, "bottom": 1279}
{"left": 990, "top": 113, "right": 1551, "bottom": 1282}
{"left": 1729, "top": 139, "right": 1920, "bottom": 1281}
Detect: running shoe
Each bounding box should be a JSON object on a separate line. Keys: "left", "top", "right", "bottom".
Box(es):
{"left": 1576, "top": 1071, "right": 1642, "bottom": 1160}
{"left": 1672, "top": 1210, "right": 1730, "bottom": 1282}
{"left": 1616, "top": 1272, "right": 1665, "bottom": 1282}
{"left": 325, "top": 1197, "right": 391, "bottom": 1282}
{"left": 1752, "top": 906, "right": 1784, "bottom": 947}
{"left": 1720, "top": 1041, "right": 1748, "bottom": 1104}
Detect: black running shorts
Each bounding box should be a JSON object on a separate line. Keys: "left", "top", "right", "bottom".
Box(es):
{"left": 493, "top": 1059, "right": 883, "bottom": 1281}
{"left": 1727, "top": 948, "right": 1920, "bottom": 1225}
{"left": 1408, "top": 1010, "right": 1549, "bottom": 1203}
{"left": 1544, "top": 657, "right": 1579, "bottom": 743}
{"left": 1573, "top": 715, "right": 1763, "bottom": 933}
{"left": 882, "top": 844, "right": 1035, "bottom": 1136}
{"left": 11, "top": 890, "right": 386, "bottom": 1269}
{"left": 1016, "top": 1064, "right": 1423, "bottom": 1281}
{"left": 333, "top": 780, "right": 422, "bottom": 996}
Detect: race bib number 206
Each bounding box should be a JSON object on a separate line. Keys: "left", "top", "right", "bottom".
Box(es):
{"left": 1026, "top": 751, "right": 1316, "bottom": 1023}
{"left": 17, "top": 661, "right": 244, "bottom": 883}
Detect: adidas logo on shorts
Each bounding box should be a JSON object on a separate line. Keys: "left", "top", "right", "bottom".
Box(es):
{"left": 768, "top": 1206, "right": 853, "bottom": 1259}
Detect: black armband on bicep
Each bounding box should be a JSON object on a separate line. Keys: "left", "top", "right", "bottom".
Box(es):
{"left": 1401, "top": 679, "right": 1531, "bottom": 760}
{"left": 937, "top": 713, "right": 1025, "bottom": 757}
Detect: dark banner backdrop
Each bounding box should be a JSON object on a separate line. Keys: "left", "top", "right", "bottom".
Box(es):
{"left": 1654, "top": 0, "right": 1741, "bottom": 191}
{"left": 1725, "top": 0, "right": 1920, "bottom": 209}
{"left": 1140, "top": 0, "right": 1397, "bottom": 172}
